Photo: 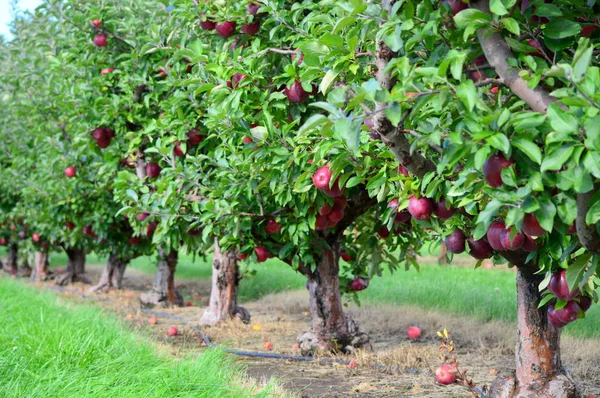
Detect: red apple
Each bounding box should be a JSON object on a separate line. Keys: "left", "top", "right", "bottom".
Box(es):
{"left": 323, "top": 178, "right": 343, "bottom": 198}
{"left": 291, "top": 51, "right": 304, "bottom": 65}
{"left": 340, "top": 251, "right": 353, "bottom": 262}
{"left": 333, "top": 196, "right": 347, "bottom": 209}
{"left": 129, "top": 236, "right": 140, "bottom": 246}
{"left": 65, "top": 166, "right": 76, "bottom": 178}
{"left": 443, "top": 0, "right": 467, "bottom": 15}
{"left": 328, "top": 207, "right": 344, "bottom": 224}
{"left": 547, "top": 304, "right": 568, "bottom": 328}
{"left": 0, "top": 237, "right": 7, "bottom": 246}
{"left": 445, "top": 229, "right": 466, "bottom": 254}
{"left": 241, "top": 22, "right": 260, "bottom": 35}
{"left": 378, "top": 226, "right": 390, "bottom": 238}
{"left": 255, "top": 246, "right": 270, "bottom": 262}
{"left": 350, "top": 278, "right": 367, "bottom": 291}
{"left": 92, "top": 19, "right": 102, "bottom": 27}
{"left": 313, "top": 165, "right": 332, "bottom": 190}
{"left": 148, "top": 317, "right": 158, "bottom": 325}
{"left": 247, "top": 3, "right": 263, "bottom": 15}
{"left": 582, "top": 25, "right": 600, "bottom": 37}
{"left": 388, "top": 199, "right": 399, "bottom": 209}
{"left": 100, "top": 67, "right": 114, "bottom": 75}
{"left": 227, "top": 73, "right": 246, "bottom": 89}
{"left": 243, "top": 136, "right": 253, "bottom": 145}
{"left": 486, "top": 220, "right": 506, "bottom": 251}
{"left": 407, "top": 326, "right": 421, "bottom": 340}
{"left": 315, "top": 214, "right": 330, "bottom": 230}
{"left": 236, "top": 252, "right": 248, "bottom": 260}
{"left": 215, "top": 21, "right": 236, "bottom": 38}
{"left": 523, "top": 213, "right": 546, "bottom": 237}
{"left": 264, "top": 219, "right": 282, "bottom": 235}
{"left": 319, "top": 203, "right": 333, "bottom": 216}
{"left": 500, "top": 228, "right": 524, "bottom": 251}
{"left": 408, "top": 196, "right": 433, "bottom": 221}
{"left": 146, "top": 162, "right": 161, "bottom": 178}
{"left": 65, "top": 221, "right": 75, "bottom": 230}
{"left": 185, "top": 301, "right": 193, "bottom": 307}
{"left": 527, "top": 39, "right": 544, "bottom": 57}
{"left": 483, "top": 152, "right": 513, "bottom": 188}
{"left": 577, "top": 295, "right": 592, "bottom": 312}
{"left": 470, "top": 70, "right": 486, "bottom": 82}
{"left": 199, "top": 17, "right": 216, "bottom": 31}
{"left": 467, "top": 237, "right": 493, "bottom": 259}
{"left": 435, "top": 364, "right": 457, "bottom": 385}
{"left": 18, "top": 231, "right": 26, "bottom": 240}
{"left": 82, "top": 225, "right": 95, "bottom": 238}
{"left": 394, "top": 210, "right": 411, "bottom": 224}
{"left": 263, "top": 341, "right": 273, "bottom": 350}
{"left": 491, "top": 86, "right": 499, "bottom": 94}
{"left": 174, "top": 142, "right": 185, "bottom": 157}
{"left": 521, "top": 234, "right": 538, "bottom": 252}
{"left": 548, "top": 270, "right": 580, "bottom": 301}
{"left": 146, "top": 222, "right": 157, "bottom": 236}
{"left": 433, "top": 198, "right": 455, "bottom": 220}
{"left": 186, "top": 128, "right": 204, "bottom": 146}
{"left": 32, "top": 233, "right": 40, "bottom": 242}
{"left": 136, "top": 213, "right": 150, "bottom": 222}
{"left": 555, "top": 301, "right": 581, "bottom": 324}
{"left": 284, "top": 81, "right": 309, "bottom": 104}
{"left": 93, "top": 34, "right": 107, "bottom": 47}
{"left": 398, "top": 164, "right": 409, "bottom": 177}
{"left": 167, "top": 327, "right": 179, "bottom": 336}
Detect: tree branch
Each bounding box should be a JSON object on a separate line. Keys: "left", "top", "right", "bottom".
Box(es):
{"left": 331, "top": 187, "right": 377, "bottom": 239}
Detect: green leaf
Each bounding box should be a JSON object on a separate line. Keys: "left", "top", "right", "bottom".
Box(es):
{"left": 453, "top": 9, "right": 491, "bottom": 30}
{"left": 537, "top": 198, "right": 556, "bottom": 232}
{"left": 541, "top": 145, "right": 575, "bottom": 172}
{"left": 299, "top": 114, "right": 330, "bottom": 136}
{"left": 345, "top": 176, "right": 362, "bottom": 188}
{"left": 385, "top": 102, "right": 402, "bottom": 127}
{"left": 320, "top": 67, "right": 342, "bottom": 95}
{"left": 538, "top": 294, "right": 556, "bottom": 309}
{"left": 126, "top": 189, "right": 138, "bottom": 202}
{"left": 586, "top": 197, "right": 600, "bottom": 225}
{"left": 547, "top": 103, "right": 578, "bottom": 135}
{"left": 566, "top": 253, "right": 592, "bottom": 292}
{"left": 545, "top": 20, "right": 582, "bottom": 39}
{"left": 512, "top": 138, "right": 542, "bottom": 164}
{"left": 456, "top": 80, "right": 477, "bottom": 112}
{"left": 502, "top": 17, "right": 520, "bottom": 35}
{"left": 490, "top": 0, "right": 508, "bottom": 16}
{"left": 573, "top": 45, "right": 593, "bottom": 82}
{"left": 487, "top": 134, "right": 511, "bottom": 155}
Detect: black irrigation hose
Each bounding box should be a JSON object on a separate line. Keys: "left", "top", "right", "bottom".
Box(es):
{"left": 44, "top": 284, "right": 488, "bottom": 398}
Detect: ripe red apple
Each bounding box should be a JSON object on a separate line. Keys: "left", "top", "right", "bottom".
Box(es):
{"left": 483, "top": 153, "right": 513, "bottom": 188}
{"left": 341, "top": 251, "right": 353, "bottom": 262}
{"left": 527, "top": 39, "right": 544, "bottom": 57}
{"left": 334, "top": 196, "right": 347, "bottom": 209}
{"left": 129, "top": 236, "right": 140, "bottom": 246}
{"left": 523, "top": 213, "right": 546, "bottom": 237}
{"left": 378, "top": 226, "right": 390, "bottom": 238}
{"left": 319, "top": 203, "right": 333, "bottom": 215}
{"left": 227, "top": 73, "right": 246, "bottom": 89}
{"left": 215, "top": 21, "right": 236, "bottom": 38}
{"left": 442, "top": 0, "right": 467, "bottom": 15}
{"left": 408, "top": 196, "right": 433, "bottom": 221}
{"left": 82, "top": 225, "right": 95, "bottom": 238}
{"left": 394, "top": 210, "right": 411, "bottom": 224}
{"left": 92, "top": 19, "right": 102, "bottom": 27}
{"left": 328, "top": 207, "right": 344, "bottom": 224}
{"left": 148, "top": 317, "right": 158, "bottom": 325}
{"left": 167, "top": 327, "right": 179, "bottom": 336}
{"left": 185, "top": 301, "right": 193, "bottom": 307}
{"left": 350, "top": 278, "right": 367, "bottom": 291}
{"left": 146, "top": 162, "right": 161, "bottom": 178}
{"left": 291, "top": 51, "right": 304, "bottom": 65}
{"left": 173, "top": 142, "right": 185, "bottom": 157}
{"left": 547, "top": 303, "right": 568, "bottom": 328}
{"left": 521, "top": 235, "right": 538, "bottom": 252}
{"left": 284, "top": 81, "right": 309, "bottom": 104}
{"left": 186, "top": 128, "right": 204, "bottom": 146}
{"left": 264, "top": 219, "right": 282, "bottom": 235}
{"left": 435, "top": 364, "right": 457, "bottom": 385}
{"left": 486, "top": 220, "right": 506, "bottom": 251}
{"left": 445, "top": 229, "right": 466, "bottom": 254}
{"left": 398, "top": 164, "right": 409, "bottom": 177}
{"left": 100, "top": 67, "right": 114, "bottom": 75}
{"left": 247, "top": 3, "right": 266, "bottom": 16}
{"left": 555, "top": 301, "right": 581, "bottom": 324}
{"left": 236, "top": 252, "right": 248, "bottom": 260}
{"left": 146, "top": 222, "right": 157, "bottom": 236}
{"left": 467, "top": 237, "right": 493, "bottom": 259}
{"left": 433, "top": 198, "right": 455, "bottom": 219}
{"left": 255, "top": 246, "right": 270, "bottom": 262}
{"left": 199, "top": 17, "right": 216, "bottom": 30}
{"left": 500, "top": 228, "right": 524, "bottom": 251}
{"left": 313, "top": 165, "right": 332, "bottom": 190}
{"left": 92, "top": 127, "right": 107, "bottom": 141}
{"left": 93, "top": 34, "right": 107, "bottom": 47}
{"left": 388, "top": 198, "right": 399, "bottom": 209}
{"left": 407, "top": 326, "right": 421, "bottom": 340}
{"left": 65, "top": 166, "right": 76, "bottom": 178}
{"left": 582, "top": 25, "right": 600, "bottom": 37}
{"left": 577, "top": 295, "right": 592, "bottom": 312}
{"left": 65, "top": 221, "right": 75, "bottom": 230}
{"left": 491, "top": 86, "right": 499, "bottom": 94}
{"left": 32, "top": 233, "right": 40, "bottom": 242}
{"left": 323, "top": 178, "right": 343, "bottom": 198}
{"left": 264, "top": 341, "right": 273, "bottom": 351}
{"left": 315, "top": 214, "right": 330, "bottom": 230}
{"left": 470, "top": 70, "right": 486, "bottom": 82}
{"left": 568, "top": 223, "right": 576, "bottom": 235}
{"left": 136, "top": 213, "right": 150, "bottom": 222}
{"left": 18, "top": 231, "right": 26, "bottom": 240}
{"left": 0, "top": 237, "right": 7, "bottom": 246}
{"left": 241, "top": 22, "right": 260, "bottom": 35}
{"left": 548, "top": 270, "right": 580, "bottom": 301}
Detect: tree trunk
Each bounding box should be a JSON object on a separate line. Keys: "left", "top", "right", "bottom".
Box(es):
{"left": 89, "top": 252, "right": 130, "bottom": 293}
{"left": 438, "top": 242, "right": 448, "bottom": 265}
{"left": 490, "top": 268, "right": 581, "bottom": 398}
{"left": 56, "top": 248, "right": 91, "bottom": 285}
{"left": 140, "top": 247, "right": 183, "bottom": 307}
{"left": 297, "top": 243, "right": 369, "bottom": 355}
{"left": 20, "top": 255, "right": 32, "bottom": 278}
{"left": 5, "top": 243, "right": 18, "bottom": 275}
{"left": 31, "top": 249, "right": 50, "bottom": 282}
{"left": 200, "top": 240, "right": 250, "bottom": 326}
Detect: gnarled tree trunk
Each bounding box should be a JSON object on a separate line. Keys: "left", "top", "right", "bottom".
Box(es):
{"left": 200, "top": 240, "right": 250, "bottom": 326}
{"left": 31, "top": 249, "right": 50, "bottom": 282}
{"left": 5, "top": 243, "right": 18, "bottom": 275}
{"left": 140, "top": 247, "right": 183, "bottom": 307}
{"left": 298, "top": 242, "right": 369, "bottom": 355}
{"left": 56, "top": 248, "right": 91, "bottom": 285}
{"left": 490, "top": 268, "right": 580, "bottom": 398}
{"left": 89, "top": 251, "right": 130, "bottom": 293}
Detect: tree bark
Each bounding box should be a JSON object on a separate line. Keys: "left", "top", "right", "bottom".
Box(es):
{"left": 5, "top": 243, "right": 18, "bottom": 275}
{"left": 438, "top": 242, "right": 448, "bottom": 265}
{"left": 89, "top": 251, "right": 130, "bottom": 293}
{"left": 490, "top": 268, "right": 580, "bottom": 398}
{"left": 31, "top": 249, "right": 50, "bottom": 282}
{"left": 297, "top": 242, "right": 369, "bottom": 355}
{"left": 140, "top": 247, "right": 183, "bottom": 307}
{"left": 56, "top": 248, "right": 91, "bottom": 285}
{"left": 200, "top": 240, "right": 250, "bottom": 326}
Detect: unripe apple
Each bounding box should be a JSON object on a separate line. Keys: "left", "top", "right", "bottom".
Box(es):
{"left": 394, "top": 210, "right": 411, "bottom": 224}
{"left": 523, "top": 213, "right": 546, "bottom": 237}
{"left": 500, "top": 228, "right": 524, "bottom": 251}
{"left": 577, "top": 295, "right": 592, "bottom": 312}
{"left": 435, "top": 364, "right": 457, "bottom": 385}
{"left": 340, "top": 251, "right": 353, "bottom": 262}
{"left": 445, "top": 229, "right": 466, "bottom": 254}
{"left": 378, "top": 226, "right": 390, "bottom": 238}
{"left": 467, "top": 237, "right": 492, "bottom": 259}
{"left": 486, "top": 220, "right": 506, "bottom": 251}
{"left": 255, "top": 246, "right": 270, "bottom": 262}
{"left": 483, "top": 153, "right": 513, "bottom": 188}
{"left": 264, "top": 219, "right": 282, "bottom": 235}
{"left": 136, "top": 213, "right": 150, "bottom": 222}
{"left": 100, "top": 67, "right": 114, "bottom": 75}
{"left": 433, "top": 198, "right": 455, "bottom": 219}
{"left": 284, "top": 81, "right": 309, "bottom": 104}
{"left": 313, "top": 165, "right": 332, "bottom": 190}
{"left": 407, "top": 326, "right": 421, "bottom": 340}
{"left": 167, "top": 327, "right": 179, "bottom": 336}
{"left": 548, "top": 270, "right": 580, "bottom": 301}
{"left": 32, "top": 233, "right": 40, "bottom": 242}
{"left": 408, "top": 196, "right": 433, "bottom": 221}
{"left": 241, "top": 22, "right": 260, "bottom": 35}
{"left": 199, "top": 17, "right": 216, "bottom": 30}
{"left": 146, "top": 162, "right": 161, "bottom": 178}
{"left": 547, "top": 304, "right": 568, "bottom": 328}
{"left": 555, "top": 301, "right": 581, "bottom": 324}
{"left": 65, "top": 166, "right": 76, "bottom": 178}
{"left": 93, "top": 34, "right": 107, "bottom": 47}
{"left": 215, "top": 21, "right": 236, "bottom": 38}
{"left": 350, "top": 278, "right": 367, "bottom": 291}
{"left": 186, "top": 128, "right": 204, "bottom": 146}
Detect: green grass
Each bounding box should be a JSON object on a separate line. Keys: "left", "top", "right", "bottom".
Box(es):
{"left": 0, "top": 277, "right": 281, "bottom": 398}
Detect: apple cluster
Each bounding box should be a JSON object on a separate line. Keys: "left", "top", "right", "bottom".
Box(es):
{"left": 92, "top": 127, "right": 115, "bottom": 149}
{"left": 547, "top": 270, "right": 592, "bottom": 328}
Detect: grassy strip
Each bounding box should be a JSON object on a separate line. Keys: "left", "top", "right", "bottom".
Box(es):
{"left": 0, "top": 277, "right": 282, "bottom": 398}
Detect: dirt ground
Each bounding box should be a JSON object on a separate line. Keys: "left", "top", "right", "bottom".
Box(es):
{"left": 16, "top": 265, "right": 600, "bottom": 397}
